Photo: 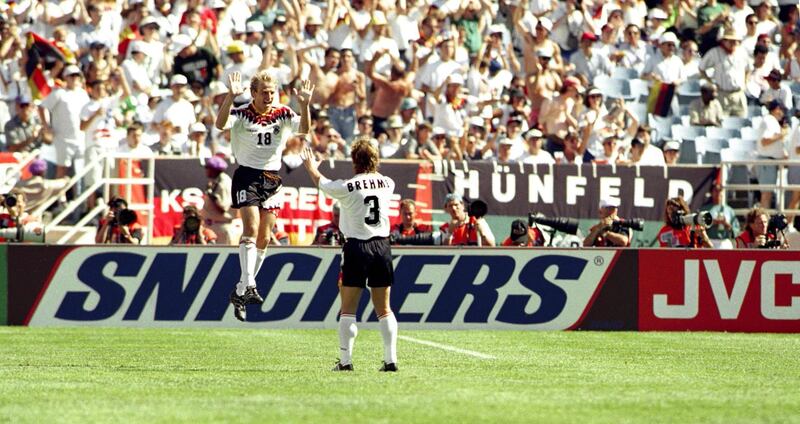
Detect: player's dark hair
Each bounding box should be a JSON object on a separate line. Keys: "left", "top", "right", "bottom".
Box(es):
{"left": 351, "top": 139, "right": 379, "bottom": 174}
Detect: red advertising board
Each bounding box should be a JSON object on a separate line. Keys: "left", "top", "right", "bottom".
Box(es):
{"left": 639, "top": 250, "right": 800, "bottom": 332}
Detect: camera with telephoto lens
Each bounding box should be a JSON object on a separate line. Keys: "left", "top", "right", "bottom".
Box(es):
{"left": 1, "top": 193, "right": 17, "bottom": 208}
{"left": 183, "top": 216, "right": 201, "bottom": 233}
{"left": 762, "top": 214, "right": 788, "bottom": 249}
{"left": 528, "top": 214, "right": 579, "bottom": 235}
{"left": 467, "top": 199, "right": 488, "bottom": 218}
{"left": 391, "top": 230, "right": 443, "bottom": 245}
{"left": 116, "top": 209, "right": 138, "bottom": 226}
{"left": 671, "top": 210, "right": 712, "bottom": 228}
{"left": 0, "top": 224, "right": 46, "bottom": 243}
{"left": 322, "top": 228, "right": 342, "bottom": 245}
{"left": 612, "top": 218, "right": 644, "bottom": 232}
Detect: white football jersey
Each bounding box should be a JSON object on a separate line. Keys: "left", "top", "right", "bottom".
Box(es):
{"left": 229, "top": 104, "right": 299, "bottom": 171}
{"left": 319, "top": 173, "right": 395, "bottom": 240}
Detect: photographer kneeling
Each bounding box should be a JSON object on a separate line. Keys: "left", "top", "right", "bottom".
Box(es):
{"left": 656, "top": 197, "right": 712, "bottom": 248}
{"left": 96, "top": 197, "right": 143, "bottom": 244}
{"left": 735, "top": 207, "right": 790, "bottom": 249}
{"left": 440, "top": 193, "right": 495, "bottom": 246}
{"left": 170, "top": 205, "right": 217, "bottom": 245}
{"left": 583, "top": 198, "right": 633, "bottom": 247}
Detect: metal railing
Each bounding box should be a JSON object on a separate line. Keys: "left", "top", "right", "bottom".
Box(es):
{"left": 30, "top": 152, "right": 156, "bottom": 244}
{"left": 720, "top": 158, "right": 800, "bottom": 216}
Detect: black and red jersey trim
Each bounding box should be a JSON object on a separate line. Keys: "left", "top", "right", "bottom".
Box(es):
{"left": 232, "top": 104, "right": 295, "bottom": 126}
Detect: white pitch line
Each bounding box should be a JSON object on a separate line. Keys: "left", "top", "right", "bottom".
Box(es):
{"left": 399, "top": 335, "right": 496, "bottom": 360}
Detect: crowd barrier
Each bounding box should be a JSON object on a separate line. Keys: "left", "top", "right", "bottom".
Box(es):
{"left": 1, "top": 245, "right": 797, "bottom": 332}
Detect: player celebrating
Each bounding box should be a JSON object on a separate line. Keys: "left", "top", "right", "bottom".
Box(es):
{"left": 214, "top": 71, "right": 313, "bottom": 321}
{"left": 301, "top": 141, "right": 398, "bottom": 372}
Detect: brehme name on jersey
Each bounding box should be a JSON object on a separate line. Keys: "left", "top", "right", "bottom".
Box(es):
{"left": 347, "top": 177, "right": 392, "bottom": 192}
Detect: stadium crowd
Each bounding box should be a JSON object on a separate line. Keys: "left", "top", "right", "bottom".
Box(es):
{"left": 0, "top": 0, "right": 799, "bottom": 246}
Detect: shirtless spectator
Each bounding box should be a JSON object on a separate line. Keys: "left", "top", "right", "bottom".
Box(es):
{"left": 539, "top": 76, "right": 583, "bottom": 153}
{"left": 527, "top": 46, "right": 562, "bottom": 125}
{"left": 304, "top": 48, "right": 340, "bottom": 107}
{"left": 327, "top": 49, "right": 366, "bottom": 142}
{"left": 367, "top": 49, "right": 417, "bottom": 138}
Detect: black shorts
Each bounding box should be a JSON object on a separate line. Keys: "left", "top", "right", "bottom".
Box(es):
{"left": 231, "top": 166, "right": 282, "bottom": 209}
{"left": 341, "top": 237, "right": 394, "bottom": 288}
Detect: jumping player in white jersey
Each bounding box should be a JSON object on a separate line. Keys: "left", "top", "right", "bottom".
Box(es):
{"left": 214, "top": 71, "right": 314, "bottom": 321}
{"left": 301, "top": 140, "right": 399, "bottom": 372}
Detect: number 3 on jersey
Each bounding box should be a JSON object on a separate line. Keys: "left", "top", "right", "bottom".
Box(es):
{"left": 364, "top": 195, "right": 379, "bottom": 225}
{"left": 256, "top": 132, "right": 272, "bottom": 146}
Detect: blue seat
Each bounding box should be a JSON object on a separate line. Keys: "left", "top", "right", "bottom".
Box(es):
{"left": 594, "top": 76, "right": 634, "bottom": 100}
{"left": 727, "top": 137, "right": 758, "bottom": 151}
{"left": 747, "top": 104, "right": 764, "bottom": 117}
{"left": 612, "top": 67, "right": 640, "bottom": 80}
{"left": 677, "top": 79, "right": 702, "bottom": 97}
{"left": 695, "top": 137, "right": 727, "bottom": 164}
{"left": 628, "top": 102, "right": 649, "bottom": 125}
{"left": 671, "top": 125, "right": 706, "bottom": 142}
{"left": 629, "top": 78, "right": 650, "bottom": 102}
{"left": 650, "top": 114, "right": 673, "bottom": 143}
{"left": 678, "top": 138, "right": 698, "bottom": 164}
{"left": 740, "top": 126, "right": 761, "bottom": 140}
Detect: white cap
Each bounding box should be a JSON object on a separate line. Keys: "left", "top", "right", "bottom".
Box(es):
{"left": 211, "top": 0, "right": 226, "bottom": 8}
{"left": 489, "top": 24, "right": 505, "bottom": 35}
{"left": 659, "top": 32, "right": 679, "bottom": 46}
{"left": 306, "top": 14, "right": 323, "bottom": 26}
{"left": 537, "top": 17, "right": 553, "bottom": 32}
{"left": 599, "top": 198, "right": 620, "bottom": 209}
{"left": 663, "top": 140, "right": 681, "bottom": 151}
{"left": 469, "top": 117, "right": 485, "bottom": 128}
{"left": 432, "top": 126, "right": 446, "bottom": 136}
{"left": 170, "top": 34, "right": 193, "bottom": 53}
{"left": 246, "top": 21, "right": 265, "bottom": 32}
{"left": 648, "top": 8, "right": 668, "bottom": 20}
{"left": 130, "top": 41, "right": 146, "bottom": 54}
{"left": 140, "top": 16, "right": 160, "bottom": 28}
{"left": 169, "top": 74, "right": 188, "bottom": 86}
{"left": 524, "top": 128, "right": 544, "bottom": 139}
{"left": 190, "top": 122, "right": 207, "bottom": 133}
{"left": 498, "top": 137, "right": 514, "bottom": 146}
{"left": 448, "top": 74, "right": 464, "bottom": 86}
{"left": 63, "top": 64, "right": 82, "bottom": 76}
{"left": 536, "top": 45, "right": 554, "bottom": 58}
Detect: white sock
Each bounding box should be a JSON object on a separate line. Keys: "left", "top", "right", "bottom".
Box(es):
{"left": 237, "top": 240, "right": 257, "bottom": 295}
{"left": 338, "top": 314, "right": 357, "bottom": 365}
{"left": 253, "top": 249, "right": 267, "bottom": 277}
{"left": 378, "top": 312, "right": 398, "bottom": 364}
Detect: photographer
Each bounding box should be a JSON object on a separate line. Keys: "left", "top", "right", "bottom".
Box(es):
{"left": 391, "top": 199, "right": 432, "bottom": 239}
{"left": 656, "top": 197, "right": 713, "bottom": 248}
{"left": 202, "top": 156, "right": 237, "bottom": 245}
{"left": 439, "top": 193, "right": 495, "bottom": 246}
{"left": 583, "top": 198, "right": 631, "bottom": 247}
{"left": 735, "top": 207, "right": 789, "bottom": 249}
{"left": 170, "top": 205, "right": 217, "bottom": 245}
{"left": 313, "top": 203, "right": 344, "bottom": 246}
{"left": 0, "top": 191, "right": 34, "bottom": 241}
{"left": 502, "top": 219, "right": 545, "bottom": 247}
{"left": 95, "top": 197, "right": 143, "bottom": 244}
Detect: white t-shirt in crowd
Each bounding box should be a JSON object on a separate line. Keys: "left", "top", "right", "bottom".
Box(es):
{"left": 318, "top": 172, "right": 395, "bottom": 240}
{"left": 40, "top": 87, "right": 90, "bottom": 145}
{"left": 758, "top": 114, "right": 787, "bottom": 159}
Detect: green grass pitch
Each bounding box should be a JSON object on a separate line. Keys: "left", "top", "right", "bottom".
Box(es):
{"left": 1, "top": 328, "right": 799, "bottom": 423}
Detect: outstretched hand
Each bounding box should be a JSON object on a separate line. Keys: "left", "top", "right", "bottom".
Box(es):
{"left": 301, "top": 145, "right": 319, "bottom": 169}
{"left": 293, "top": 79, "right": 316, "bottom": 107}
{"left": 228, "top": 72, "right": 245, "bottom": 97}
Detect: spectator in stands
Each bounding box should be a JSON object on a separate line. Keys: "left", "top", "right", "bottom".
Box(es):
{"left": 39, "top": 64, "right": 90, "bottom": 180}
{"left": 186, "top": 123, "right": 212, "bottom": 157}
{"left": 202, "top": 156, "right": 237, "bottom": 245}
{"left": 4, "top": 96, "right": 45, "bottom": 153}
{"left": 95, "top": 197, "right": 143, "bottom": 244}
{"left": 379, "top": 116, "right": 418, "bottom": 159}
{"left": 642, "top": 32, "right": 687, "bottom": 85}
{"left": 328, "top": 49, "right": 366, "bottom": 143}
{"left": 0, "top": 190, "right": 37, "bottom": 238}
{"left": 439, "top": 193, "right": 495, "bottom": 246}
{"left": 14, "top": 159, "right": 68, "bottom": 213}
{"left": 366, "top": 50, "right": 416, "bottom": 138}
{"left": 759, "top": 69, "right": 793, "bottom": 111}
{"left": 502, "top": 218, "right": 545, "bottom": 247}
{"left": 593, "top": 135, "right": 623, "bottom": 165}
{"left": 657, "top": 196, "right": 712, "bottom": 248}
{"left": 391, "top": 199, "right": 432, "bottom": 239}
{"left": 119, "top": 122, "right": 152, "bottom": 156}
{"left": 153, "top": 74, "right": 196, "bottom": 135}
{"left": 313, "top": 202, "right": 343, "bottom": 246}
{"left": 583, "top": 198, "right": 631, "bottom": 247}
{"left": 520, "top": 129, "right": 555, "bottom": 164}
{"left": 681, "top": 40, "right": 701, "bottom": 79}
{"left": 662, "top": 140, "right": 681, "bottom": 165}
{"left": 570, "top": 32, "right": 612, "bottom": 85}
{"left": 540, "top": 76, "right": 583, "bottom": 153}
{"left": 170, "top": 204, "right": 217, "bottom": 245}
{"left": 757, "top": 100, "right": 789, "bottom": 209}
{"left": 735, "top": 207, "right": 788, "bottom": 249}
{"left": 786, "top": 45, "right": 800, "bottom": 83}
{"left": 699, "top": 28, "right": 750, "bottom": 118}
{"left": 554, "top": 131, "right": 587, "bottom": 164}
{"left": 696, "top": 0, "right": 730, "bottom": 55}
{"left": 171, "top": 33, "right": 221, "bottom": 91}
{"left": 689, "top": 83, "right": 724, "bottom": 126}
{"left": 747, "top": 45, "right": 773, "bottom": 101}
{"left": 151, "top": 121, "right": 185, "bottom": 156}
{"left": 700, "top": 183, "right": 739, "bottom": 249}
{"left": 789, "top": 124, "right": 800, "bottom": 228}
{"left": 431, "top": 73, "right": 470, "bottom": 137}
{"left": 625, "top": 125, "right": 665, "bottom": 166}
{"left": 618, "top": 24, "right": 648, "bottom": 75}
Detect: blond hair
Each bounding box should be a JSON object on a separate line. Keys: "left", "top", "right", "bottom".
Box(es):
{"left": 250, "top": 70, "right": 277, "bottom": 96}
{"left": 351, "top": 138, "right": 379, "bottom": 174}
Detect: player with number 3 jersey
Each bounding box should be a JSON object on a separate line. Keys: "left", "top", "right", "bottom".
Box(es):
{"left": 215, "top": 70, "right": 314, "bottom": 322}
{"left": 302, "top": 140, "right": 399, "bottom": 372}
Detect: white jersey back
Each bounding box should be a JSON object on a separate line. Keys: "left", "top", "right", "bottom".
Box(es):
{"left": 229, "top": 104, "right": 299, "bottom": 171}
{"left": 319, "top": 172, "right": 395, "bottom": 240}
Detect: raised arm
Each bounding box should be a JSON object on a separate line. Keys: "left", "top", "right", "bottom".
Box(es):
{"left": 293, "top": 79, "right": 315, "bottom": 135}
{"left": 301, "top": 145, "right": 324, "bottom": 186}
{"left": 215, "top": 72, "right": 244, "bottom": 130}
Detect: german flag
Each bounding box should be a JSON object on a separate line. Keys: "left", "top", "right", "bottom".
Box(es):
{"left": 25, "top": 32, "right": 66, "bottom": 100}
{"left": 647, "top": 81, "right": 676, "bottom": 118}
